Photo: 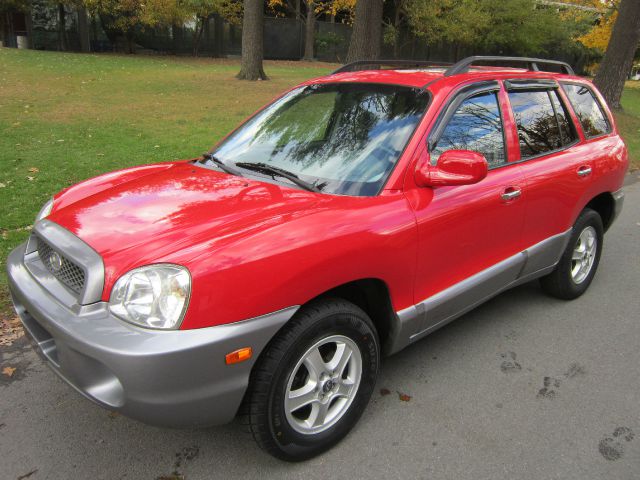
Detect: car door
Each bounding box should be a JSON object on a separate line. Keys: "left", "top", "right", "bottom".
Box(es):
{"left": 405, "top": 81, "right": 527, "bottom": 340}
{"left": 503, "top": 80, "right": 601, "bottom": 277}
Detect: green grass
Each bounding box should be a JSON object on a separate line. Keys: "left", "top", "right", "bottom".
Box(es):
{"left": 619, "top": 81, "right": 640, "bottom": 171}
{"left": 0, "top": 48, "right": 335, "bottom": 316}
{"left": 1, "top": 49, "right": 639, "bottom": 318}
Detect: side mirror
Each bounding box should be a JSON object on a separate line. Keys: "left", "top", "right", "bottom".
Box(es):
{"left": 415, "top": 150, "right": 488, "bottom": 187}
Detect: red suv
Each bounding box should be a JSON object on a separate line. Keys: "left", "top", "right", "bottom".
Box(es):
{"left": 7, "top": 56, "right": 627, "bottom": 461}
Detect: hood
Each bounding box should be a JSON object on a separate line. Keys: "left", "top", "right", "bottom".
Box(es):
{"left": 48, "top": 161, "right": 322, "bottom": 276}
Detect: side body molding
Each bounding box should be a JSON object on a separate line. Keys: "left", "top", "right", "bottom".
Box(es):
{"left": 386, "top": 229, "right": 572, "bottom": 354}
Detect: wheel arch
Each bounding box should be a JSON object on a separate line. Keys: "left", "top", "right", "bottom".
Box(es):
{"left": 311, "top": 278, "right": 398, "bottom": 356}
{"left": 584, "top": 192, "right": 615, "bottom": 232}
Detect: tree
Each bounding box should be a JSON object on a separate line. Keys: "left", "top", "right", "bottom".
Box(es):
{"left": 404, "top": 0, "right": 590, "bottom": 60}
{"left": 594, "top": 0, "right": 640, "bottom": 109}
{"left": 85, "top": 0, "right": 144, "bottom": 52}
{"left": 237, "top": 0, "right": 267, "bottom": 80}
{"left": 345, "top": 0, "right": 382, "bottom": 62}
{"left": 406, "top": 0, "right": 490, "bottom": 59}
{"left": 577, "top": 0, "right": 618, "bottom": 52}
{"left": 140, "top": 0, "right": 242, "bottom": 56}
{"left": 267, "top": 0, "right": 354, "bottom": 61}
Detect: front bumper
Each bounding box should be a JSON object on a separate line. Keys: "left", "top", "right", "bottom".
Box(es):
{"left": 7, "top": 243, "right": 298, "bottom": 428}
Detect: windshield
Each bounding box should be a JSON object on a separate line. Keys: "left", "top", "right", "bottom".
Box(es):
{"left": 212, "top": 83, "right": 430, "bottom": 196}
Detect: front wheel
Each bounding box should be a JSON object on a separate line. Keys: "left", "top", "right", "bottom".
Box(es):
{"left": 540, "top": 208, "right": 603, "bottom": 300}
{"left": 241, "top": 298, "right": 379, "bottom": 461}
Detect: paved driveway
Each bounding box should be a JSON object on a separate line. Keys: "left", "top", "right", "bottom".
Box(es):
{"left": 1, "top": 180, "right": 639, "bottom": 480}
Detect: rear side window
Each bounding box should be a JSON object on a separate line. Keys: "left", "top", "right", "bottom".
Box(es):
{"left": 562, "top": 84, "right": 611, "bottom": 138}
{"left": 550, "top": 90, "right": 577, "bottom": 145}
{"left": 431, "top": 91, "right": 506, "bottom": 168}
{"left": 508, "top": 89, "right": 575, "bottom": 159}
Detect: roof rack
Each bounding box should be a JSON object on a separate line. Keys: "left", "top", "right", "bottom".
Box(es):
{"left": 444, "top": 56, "right": 575, "bottom": 76}
{"left": 332, "top": 60, "right": 452, "bottom": 75}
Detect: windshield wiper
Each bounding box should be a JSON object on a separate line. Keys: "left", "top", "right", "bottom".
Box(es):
{"left": 200, "top": 152, "right": 242, "bottom": 177}
{"left": 235, "top": 162, "right": 322, "bottom": 193}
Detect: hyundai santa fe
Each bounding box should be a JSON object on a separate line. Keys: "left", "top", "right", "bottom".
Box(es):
{"left": 7, "top": 56, "right": 627, "bottom": 461}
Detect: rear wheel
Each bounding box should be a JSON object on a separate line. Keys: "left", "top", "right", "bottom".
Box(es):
{"left": 241, "top": 298, "right": 379, "bottom": 461}
{"left": 540, "top": 208, "right": 603, "bottom": 300}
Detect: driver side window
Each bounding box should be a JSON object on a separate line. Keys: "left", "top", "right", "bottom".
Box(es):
{"left": 431, "top": 91, "right": 506, "bottom": 168}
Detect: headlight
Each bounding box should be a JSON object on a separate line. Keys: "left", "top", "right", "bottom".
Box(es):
{"left": 109, "top": 264, "right": 191, "bottom": 329}
{"left": 35, "top": 198, "right": 53, "bottom": 222}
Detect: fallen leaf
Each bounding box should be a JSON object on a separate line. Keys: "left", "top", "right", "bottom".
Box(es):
{"left": 28, "top": 167, "right": 39, "bottom": 173}
{"left": 380, "top": 388, "right": 391, "bottom": 396}
{"left": 2, "top": 366, "right": 16, "bottom": 377}
{"left": 17, "top": 470, "right": 38, "bottom": 480}
{"left": 0, "top": 316, "right": 25, "bottom": 346}
{"left": 397, "top": 391, "right": 412, "bottom": 402}
{"left": 27, "top": 176, "right": 34, "bottom": 181}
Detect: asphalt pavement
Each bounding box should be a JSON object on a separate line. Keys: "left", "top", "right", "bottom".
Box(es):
{"left": 1, "top": 178, "right": 639, "bottom": 480}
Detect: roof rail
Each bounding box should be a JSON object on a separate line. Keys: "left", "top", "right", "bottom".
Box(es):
{"left": 444, "top": 56, "right": 575, "bottom": 77}
{"left": 332, "top": 59, "right": 452, "bottom": 75}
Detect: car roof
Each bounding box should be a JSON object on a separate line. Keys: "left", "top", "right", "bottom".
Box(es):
{"left": 308, "top": 67, "right": 583, "bottom": 91}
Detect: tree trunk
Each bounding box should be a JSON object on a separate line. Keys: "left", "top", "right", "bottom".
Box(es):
{"left": 57, "top": 4, "right": 66, "bottom": 51}
{"left": 593, "top": 0, "right": 640, "bottom": 110}
{"left": 213, "top": 14, "right": 224, "bottom": 57}
{"left": 345, "top": 0, "right": 383, "bottom": 63}
{"left": 193, "top": 16, "right": 205, "bottom": 56}
{"left": 125, "top": 31, "right": 135, "bottom": 54}
{"left": 303, "top": 1, "right": 315, "bottom": 61}
{"left": 1, "top": 13, "right": 6, "bottom": 47}
{"left": 237, "top": 0, "right": 267, "bottom": 80}
{"left": 77, "top": 6, "right": 90, "bottom": 53}
{"left": 25, "top": 7, "right": 33, "bottom": 49}
{"left": 393, "top": 0, "right": 402, "bottom": 59}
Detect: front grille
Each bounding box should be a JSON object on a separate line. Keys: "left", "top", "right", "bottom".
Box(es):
{"left": 37, "top": 237, "right": 86, "bottom": 295}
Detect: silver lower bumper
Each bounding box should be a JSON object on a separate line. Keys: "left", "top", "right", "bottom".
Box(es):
{"left": 7, "top": 243, "right": 297, "bottom": 428}
{"left": 611, "top": 188, "right": 625, "bottom": 226}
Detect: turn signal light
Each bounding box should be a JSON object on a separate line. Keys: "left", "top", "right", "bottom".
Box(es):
{"left": 225, "top": 347, "right": 253, "bottom": 365}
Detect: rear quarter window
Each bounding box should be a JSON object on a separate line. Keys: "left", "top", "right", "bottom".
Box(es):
{"left": 508, "top": 90, "right": 565, "bottom": 158}
{"left": 561, "top": 84, "right": 611, "bottom": 138}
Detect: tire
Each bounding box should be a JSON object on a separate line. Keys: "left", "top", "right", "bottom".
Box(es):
{"left": 540, "top": 208, "right": 604, "bottom": 300}
{"left": 240, "top": 298, "right": 379, "bottom": 461}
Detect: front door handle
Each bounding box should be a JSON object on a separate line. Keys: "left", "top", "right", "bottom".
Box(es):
{"left": 501, "top": 187, "right": 522, "bottom": 201}
{"left": 577, "top": 165, "right": 592, "bottom": 177}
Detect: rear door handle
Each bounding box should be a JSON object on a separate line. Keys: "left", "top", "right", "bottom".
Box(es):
{"left": 501, "top": 186, "right": 522, "bottom": 201}
{"left": 577, "top": 165, "right": 592, "bottom": 177}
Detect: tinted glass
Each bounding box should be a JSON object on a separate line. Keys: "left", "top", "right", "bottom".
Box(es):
{"left": 562, "top": 84, "right": 610, "bottom": 138}
{"left": 550, "top": 90, "right": 577, "bottom": 145}
{"left": 431, "top": 92, "right": 506, "bottom": 168}
{"left": 213, "top": 83, "right": 429, "bottom": 196}
{"left": 509, "top": 90, "right": 563, "bottom": 158}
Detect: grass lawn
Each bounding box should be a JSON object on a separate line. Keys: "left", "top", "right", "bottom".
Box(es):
{"left": 0, "top": 48, "right": 638, "bottom": 318}
{"left": 618, "top": 81, "right": 640, "bottom": 170}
